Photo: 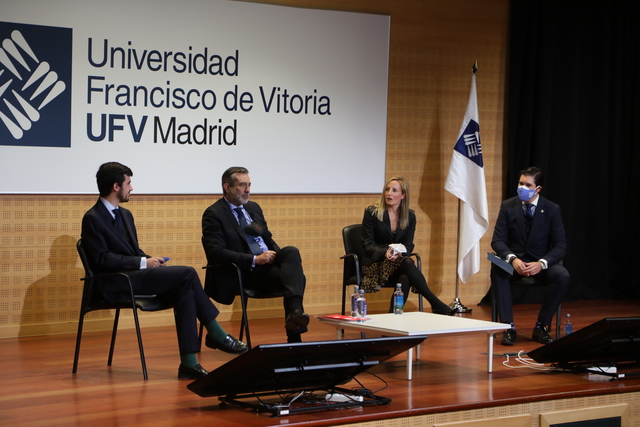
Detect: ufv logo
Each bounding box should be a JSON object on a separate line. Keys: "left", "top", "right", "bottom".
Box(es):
{"left": 454, "top": 119, "right": 483, "bottom": 167}
{"left": 0, "top": 21, "right": 72, "bottom": 147}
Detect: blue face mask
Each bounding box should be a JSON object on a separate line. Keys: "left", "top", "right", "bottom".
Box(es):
{"left": 517, "top": 185, "right": 539, "bottom": 201}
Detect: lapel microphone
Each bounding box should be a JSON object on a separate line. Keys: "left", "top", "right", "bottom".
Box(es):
{"left": 244, "top": 222, "right": 264, "bottom": 236}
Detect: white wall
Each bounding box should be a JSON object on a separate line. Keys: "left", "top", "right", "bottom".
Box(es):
{"left": 0, "top": 0, "right": 390, "bottom": 194}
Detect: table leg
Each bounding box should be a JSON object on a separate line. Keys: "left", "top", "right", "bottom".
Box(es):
{"left": 487, "top": 332, "right": 494, "bottom": 373}
{"left": 335, "top": 329, "right": 343, "bottom": 340}
{"left": 406, "top": 347, "right": 413, "bottom": 380}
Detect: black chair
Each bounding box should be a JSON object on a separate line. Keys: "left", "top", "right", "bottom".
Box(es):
{"left": 72, "top": 239, "right": 174, "bottom": 380}
{"left": 490, "top": 276, "right": 562, "bottom": 339}
{"left": 200, "top": 263, "right": 284, "bottom": 349}
{"left": 340, "top": 224, "right": 424, "bottom": 316}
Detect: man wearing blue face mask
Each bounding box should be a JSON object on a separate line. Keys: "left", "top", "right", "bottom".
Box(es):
{"left": 490, "top": 166, "right": 570, "bottom": 346}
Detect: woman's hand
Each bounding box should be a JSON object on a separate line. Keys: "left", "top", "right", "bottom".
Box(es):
{"left": 385, "top": 247, "right": 400, "bottom": 261}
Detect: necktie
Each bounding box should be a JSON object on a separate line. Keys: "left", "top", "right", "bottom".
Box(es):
{"left": 523, "top": 204, "right": 534, "bottom": 235}
{"left": 234, "top": 208, "right": 263, "bottom": 255}
{"left": 524, "top": 203, "right": 534, "bottom": 218}
{"left": 113, "top": 208, "right": 124, "bottom": 233}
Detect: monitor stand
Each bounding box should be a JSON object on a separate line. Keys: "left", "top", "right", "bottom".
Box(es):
{"left": 219, "top": 385, "right": 391, "bottom": 417}
{"left": 555, "top": 361, "right": 640, "bottom": 380}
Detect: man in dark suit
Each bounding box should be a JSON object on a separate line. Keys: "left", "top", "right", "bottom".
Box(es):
{"left": 81, "top": 162, "right": 247, "bottom": 379}
{"left": 491, "top": 166, "right": 570, "bottom": 346}
{"left": 201, "top": 166, "right": 308, "bottom": 343}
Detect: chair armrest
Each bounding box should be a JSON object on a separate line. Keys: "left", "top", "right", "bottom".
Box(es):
{"left": 339, "top": 253, "right": 359, "bottom": 262}
{"left": 408, "top": 252, "right": 422, "bottom": 271}
{"left": 202, "top": 262, "right": 242, "bottom": 277}
{"left": 202, "top": 263, "right": 244, "bottom": 296}
{"left": 340, "top": 252, "right": 361, "bottom": 286}
{"left": 82, "top": 271, "right": 131, "bottom": 281}
{"left": 82, "top": 271, "right": 150, "bottom": 302}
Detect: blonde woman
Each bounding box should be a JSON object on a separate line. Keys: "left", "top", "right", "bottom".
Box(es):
{"left": 360, "top": 176, "right": 452, "bottom": 315}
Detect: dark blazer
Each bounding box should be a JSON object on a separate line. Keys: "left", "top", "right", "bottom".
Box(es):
{"left": 82, "top": 199, "right": 220, "bottom": 354}
{"left": 361, "top": 206, "right": 416, "bottom": 267}
{"left": 81, "top": 200, "right": 148, "bottom": 274}
{"left": 202, "top": 198, "right": 280, "bottom": 304}
{"left": 491, "top": 195, "right": 566, "bottom": 266}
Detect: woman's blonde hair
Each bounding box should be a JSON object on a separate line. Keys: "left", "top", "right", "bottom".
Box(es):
{"left": 371, "top": 176, "right": 410, "bottom": 229}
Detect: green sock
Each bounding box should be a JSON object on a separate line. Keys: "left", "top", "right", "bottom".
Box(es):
{"left": 205, "top": 319, "right": 228, "bottom": 343}
{"left": 181, "top": 353, "right": 198, "bottom": 369}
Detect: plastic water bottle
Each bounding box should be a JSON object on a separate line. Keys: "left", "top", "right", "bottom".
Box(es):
{"left": 394, "top": 283, "right": 404, "bottom": 315}
{"left": 563, "top": 313, "right": 572, "bottom": 336}
{"left": 350, "top": 286, "right": 359, "bottom": 317}
{"left": 356, "top": 290, "right": 367, "bottom": 321}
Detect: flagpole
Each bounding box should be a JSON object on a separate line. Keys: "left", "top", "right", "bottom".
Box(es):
{"left": 447, "top": 60, "right": 481, "bottom": 314}
{"left": 450, "top": 198, "right": 472, "bottom": 313}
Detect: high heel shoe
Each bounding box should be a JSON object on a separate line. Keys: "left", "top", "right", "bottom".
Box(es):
{"left": 432, "top": 304, "right": 455, "bottom": 316}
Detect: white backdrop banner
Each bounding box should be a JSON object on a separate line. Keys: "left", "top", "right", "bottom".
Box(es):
{"left": 0, "top": 0, "right": 389, "bottom": 194}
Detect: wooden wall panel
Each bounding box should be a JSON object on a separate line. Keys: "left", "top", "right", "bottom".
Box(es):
{"left": 0, "top": 0, "right": 509, "bottom": 338}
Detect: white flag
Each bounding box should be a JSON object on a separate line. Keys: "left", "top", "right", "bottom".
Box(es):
{"left": 444, "top": 71, "right": 489, "bottom": 283}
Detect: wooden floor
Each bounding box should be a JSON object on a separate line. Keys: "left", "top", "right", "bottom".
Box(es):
{"left": 1, "top": 300, "right": 639, "bottom": 427}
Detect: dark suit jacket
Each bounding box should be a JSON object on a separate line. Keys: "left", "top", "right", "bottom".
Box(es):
{"left": 81, "top": 200, "right": 148, "bottom": 274}
{"left": 491, "top": 195, "right": 566, "bottom": 266}
{"left": 201, "top": 198, "right": 280, "bottom": 304}
{"left": 361, "top": 206, "right": 416, "bottom": 267}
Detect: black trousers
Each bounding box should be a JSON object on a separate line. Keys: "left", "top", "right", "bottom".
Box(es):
{"left": 243, "top": 246, "right": 307, "bottom": 335}
{"left": 123, "top": 266, "right": 219, "bottom": 354}
{"left": 385, "top": 257, "right": 451, "bottom": 315}
{"left": 490, "top": 262, "right": 570, "bottom": 327}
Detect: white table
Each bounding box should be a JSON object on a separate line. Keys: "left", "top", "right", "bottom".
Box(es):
{"left": 317, "top": 312, "right": 508, "bottom": 380}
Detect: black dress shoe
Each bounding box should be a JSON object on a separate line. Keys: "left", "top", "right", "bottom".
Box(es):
{"left": 205, "top": 334, "right": 248, "bottom": 354}
{"left": 501, "top": 328, "right": 517, "bottom": 346}
{"left": 285, "top": 309, "right": 309, "bottom": 331}
{"left": 532, "top": 326, "right": 554, "bottom": 344}
{"left": 287, "top": 333, "right": 302, "bottom": 343}
{"left": 432, "top": 303, "right": 455, "bottom": 316}
{"left": 178, "top": 363, "right": 208, "bottom": 379}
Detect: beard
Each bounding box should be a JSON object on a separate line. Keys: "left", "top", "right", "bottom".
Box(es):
{"left": 117, "top": 189, "right": 130, "bottom": 203}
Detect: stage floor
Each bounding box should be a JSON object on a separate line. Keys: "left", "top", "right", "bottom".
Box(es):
{"left": 1, "top": 300, "right": 639, "bottom": 426}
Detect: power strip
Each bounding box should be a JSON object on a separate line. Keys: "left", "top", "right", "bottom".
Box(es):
{"left": 325, "top": 393, "right": 364, "bottom": 402}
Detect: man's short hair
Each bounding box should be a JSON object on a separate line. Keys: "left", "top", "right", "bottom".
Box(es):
{"left": 520, "top": 166, "right": 544, "bottom": 187}
{"left": 221, "top": 166, "right": 249, "bottom": 193}
{"left": 96, "top": 162, "right": 133, "bottom": 197}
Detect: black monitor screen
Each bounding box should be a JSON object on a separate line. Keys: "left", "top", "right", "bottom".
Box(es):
{"left": 529, "top": 317, "right": 640, "bottom": 366}
{"left": 187, "top": 336, "right": 426, "bottom": 398}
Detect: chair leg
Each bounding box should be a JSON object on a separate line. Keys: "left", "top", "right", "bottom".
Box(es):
{"left": 555, "top": 304, "right": 562, "bottom": 340}
{"left": 490, "top": 287, "right": 499, "bottom": 323}
{"left": 107, "top": 308, "right": 120, "bottom": 366}
{"left": 72, "top": 311, "right": 86, "bottom": 374}
{"left": 340, "top": 284, "right": 351, "bottom": 337}
{"left": 341, "top": 283, "right": 348, "bottom": 316}
{"left": 239, "top": 318, "right": 245, "bottom": 342}
{"left": 239, "top": 293, "right": 251, "bottom": 349}
{"left": 131, "top": 308, "right": 148, "bottom": 381}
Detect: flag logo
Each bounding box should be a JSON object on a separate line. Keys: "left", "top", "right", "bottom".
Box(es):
{"left": 454, "top": 119, "right": 483, "bottom": 167}
{"left": 0, "top": 21, "right": 72, "bottom": 147}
